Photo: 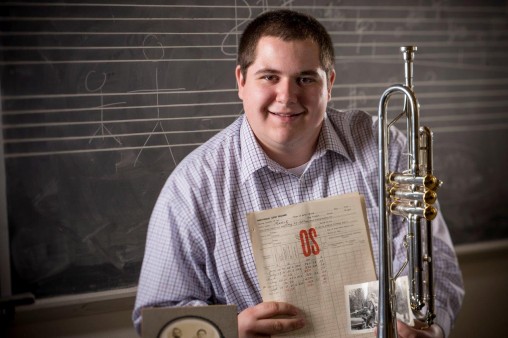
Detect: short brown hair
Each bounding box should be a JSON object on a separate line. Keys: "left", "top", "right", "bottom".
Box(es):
{"left": 237, "top": 9, "right": 335, "bottom": 79}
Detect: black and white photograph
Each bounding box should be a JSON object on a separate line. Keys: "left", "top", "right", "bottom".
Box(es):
{"left": 345, "top": 276, "right": 414, "bottom": 334}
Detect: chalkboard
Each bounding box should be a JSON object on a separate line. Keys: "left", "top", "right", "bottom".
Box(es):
{"left": 1, "top": 0, "right": 507, "bottom": 298}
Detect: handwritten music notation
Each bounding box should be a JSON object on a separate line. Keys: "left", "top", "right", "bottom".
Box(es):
{"left": 1, "top": 1, "right": 507, "bottom": 162}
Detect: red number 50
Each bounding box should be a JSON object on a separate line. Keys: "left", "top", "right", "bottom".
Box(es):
{"left": 299, "top": 227, "right": 320, "bottom": 257}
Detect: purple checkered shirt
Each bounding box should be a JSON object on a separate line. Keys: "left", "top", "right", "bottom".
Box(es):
{"left": 133, "top": 108, "right": 464, "bottom": 337}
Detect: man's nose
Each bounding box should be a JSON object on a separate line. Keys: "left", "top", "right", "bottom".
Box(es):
{"left": 276, "top": 78, "right": 299, "bottom": 104}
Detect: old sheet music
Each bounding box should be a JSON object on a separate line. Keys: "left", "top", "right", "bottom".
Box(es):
{"left": 248, "top": 193, "right": 376, "bottom": 337}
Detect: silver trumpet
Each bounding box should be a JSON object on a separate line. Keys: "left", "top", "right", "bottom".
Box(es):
{"left": 377, "top": 46, "right": 440, "bottom": 338}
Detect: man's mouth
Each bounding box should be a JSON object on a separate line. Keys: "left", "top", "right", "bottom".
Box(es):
{"left": 269, "top": 111, "right": 303, "bottom": 118}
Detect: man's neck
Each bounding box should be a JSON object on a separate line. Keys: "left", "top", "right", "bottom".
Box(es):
{"left": 260, "top": 137, "right": 318, "bottom": 169}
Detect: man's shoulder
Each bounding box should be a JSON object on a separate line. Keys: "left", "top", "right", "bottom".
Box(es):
{"left": 325, "top": 107, "right": 377, "bottom": 144}
{"left": 155, "top": 116, "right": 244, "bottom": 208}
{"left": 171, "top": 116, "right": 244, "bottom": 179}
{"left": 326, "top": 107, "right": 375, "bottom": 128}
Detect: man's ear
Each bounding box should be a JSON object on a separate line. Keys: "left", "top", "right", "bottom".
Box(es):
{"left": 235, "top": 65, "right": 245, "bottom": 100}
{"left": 327, "top": 69, "right": 336, "bottom": 101}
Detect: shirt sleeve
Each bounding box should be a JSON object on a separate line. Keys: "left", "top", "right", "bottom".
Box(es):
{"left": 131, "top": 170, "right": 213, "bottom": 335}
{"left": 388, "top": 125, "right": 465, "bottom": 337}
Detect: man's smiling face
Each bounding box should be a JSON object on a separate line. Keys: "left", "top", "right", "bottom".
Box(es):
{"left": 236, "top": 36, "right": 334, "bottom": 164}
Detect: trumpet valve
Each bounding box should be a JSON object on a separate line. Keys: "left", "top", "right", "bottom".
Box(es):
{"left": 389, "top": 202, "right": 437, "bottom": 221}
{"left": 388, "top": 172, "right": 440, "bottom": 191}
{"left": 389, "top": 187, "right": 437, "bottom": 205}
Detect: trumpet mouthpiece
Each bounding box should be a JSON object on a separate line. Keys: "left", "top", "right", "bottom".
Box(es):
{"left": 401, "top": 46, "right": 417, "bottom": 53}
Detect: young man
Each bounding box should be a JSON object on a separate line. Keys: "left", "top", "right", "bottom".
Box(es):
{"left": 133, "top": 10, "right": 464, "bottom": 338}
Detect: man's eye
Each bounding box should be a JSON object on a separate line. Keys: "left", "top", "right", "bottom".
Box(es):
{"left": 262, "top": 75, "right": 277, "bottom": 81}
{"left": 298, "top": 77, "right": 315, "bottom": 85}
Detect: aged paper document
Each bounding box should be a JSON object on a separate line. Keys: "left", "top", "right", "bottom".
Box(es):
{"left": 248, "top": 193, "right": 376, "bottom": 337}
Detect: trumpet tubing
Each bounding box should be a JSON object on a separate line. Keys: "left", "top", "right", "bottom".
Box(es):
{"left": 377, "top": 46, "right": 440, "bottom": 338}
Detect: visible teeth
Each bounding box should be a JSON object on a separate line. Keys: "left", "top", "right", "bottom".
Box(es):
{"left": 271, "top": 111, "right": 295, "bottom": 117}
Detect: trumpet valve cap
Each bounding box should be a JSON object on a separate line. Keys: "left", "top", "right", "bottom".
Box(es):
{"left": 424, "top": 175, "right": 439, "bottom": 190}
{"left": 424, "top": 205, "right": 438, "bottom": 221}
{"left": 423, "top": 190, "right": 437, "bottom": 204}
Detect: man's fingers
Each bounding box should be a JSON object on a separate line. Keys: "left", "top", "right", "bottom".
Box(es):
{"left": 254, "top": 316, "right": 306, "bottom": 335}
{"left": 252, "top": 302, "right": 305, "bottom": 335}
{"left": 253, "top": 301, "right": 300, "bottom": 319}
{"left": 396, "top": 320, "right": 444, "bottom": 338}
{"left": 238, "top": 302, "right": 306, "bottom": 337}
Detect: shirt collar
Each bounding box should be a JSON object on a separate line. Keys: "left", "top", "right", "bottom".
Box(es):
{"left": 240, "top": 116, "right": 268, "bottom": 183}
{"left": 314, "top": 111, "right": 354, "bottom": 162}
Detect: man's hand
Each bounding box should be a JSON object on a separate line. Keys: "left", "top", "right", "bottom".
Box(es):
{"left": 395, "top": 320, "right": 444, "bottom": 338}
{"left": 238, "top": 301, "right": 306, "bottom": 338}
{"left": 374, "top": 320, "right": 445, "bottom": 338}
